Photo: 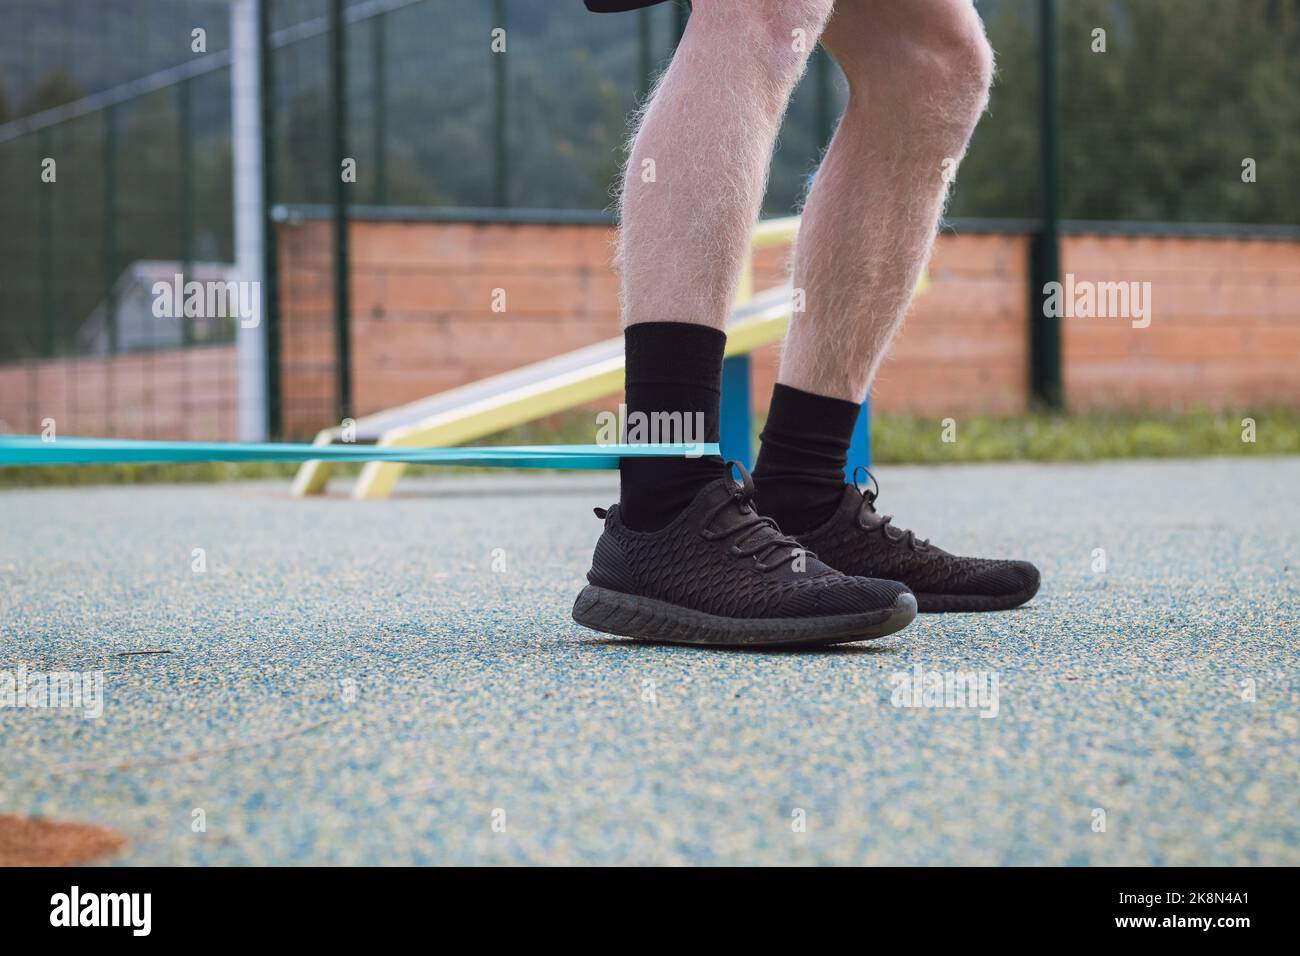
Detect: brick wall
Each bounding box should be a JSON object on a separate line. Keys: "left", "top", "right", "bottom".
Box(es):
{"left": 7, "top": 219, "right": 1289, "bottom": 442}
{"left": 277, "top": 219, "right": 1046, "bottom": 436}
{"left": 0, "top": 345, "right": 239, "bottom": 441}
{"left": 277, "top": 218, "right": 1300, "bottom": 437}
{"left": 278, "top": 219, "right": 624, "bottom": 436}
{"left": 1063, "top": 235, "right": 1300, "bottom": 409}
{"left": 4, "top": 220, "right": 1291, "bottom": 444}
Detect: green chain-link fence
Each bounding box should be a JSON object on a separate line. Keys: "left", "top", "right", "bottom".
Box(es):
{"left": 0, "top": 0, "right": 1296, "bottom": 431}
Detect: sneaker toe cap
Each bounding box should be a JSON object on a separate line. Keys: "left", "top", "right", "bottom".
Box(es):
{"left": 966, "top": 559, "right": 1040, "bottom": 598}
{"left": 787, "top": 575, "right": 912, "bottom": 617}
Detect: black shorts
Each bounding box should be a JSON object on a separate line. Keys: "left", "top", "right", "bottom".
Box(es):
{"left": 584, "top": 0, "right": 673, "bottom": 11}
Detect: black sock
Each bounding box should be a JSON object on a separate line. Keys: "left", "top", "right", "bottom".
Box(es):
{"left": 619, "top": 322, "right": 726, "bottom": 532}
{"left": 752, "top": 383, "right": 860, "bottom": 534}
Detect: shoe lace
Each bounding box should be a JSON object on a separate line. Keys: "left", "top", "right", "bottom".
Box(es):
{"left": 699, "top": 461, "right": 807, "bottom": 572}
{"left": 851, "top": 465, "right": 930, "bottom": 552}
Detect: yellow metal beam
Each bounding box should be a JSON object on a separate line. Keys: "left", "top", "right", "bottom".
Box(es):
{"left": 351, "top": 356, "right": 625, "bottom": 499}
{"left": 751, "top": 216, "right": 799, "bottom": 249}
{"left": 289, "top": 429, "right": 341, "bottom": 496}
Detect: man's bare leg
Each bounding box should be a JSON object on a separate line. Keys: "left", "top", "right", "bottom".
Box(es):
{"left": 752, "top": 0, "right": 1039, "bottom": 612}
{"left": 783, "top": 0, "right": 994, "bottom": 400}
{"left": 618, "top": 0, "right": 835, "bottom": 330}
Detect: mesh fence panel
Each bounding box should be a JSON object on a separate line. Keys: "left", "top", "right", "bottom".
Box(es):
{"left": 0, "top": 0, "right": 1295, "bottom": 436}
{"left": 0, "top": 0, "right": 239, "bottom": 437}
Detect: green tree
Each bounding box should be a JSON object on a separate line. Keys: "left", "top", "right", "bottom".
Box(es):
{"left": 952, "top": 0, "right": 1300, "bottom": 224}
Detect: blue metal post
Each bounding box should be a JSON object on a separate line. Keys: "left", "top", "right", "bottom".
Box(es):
{"left": 719, "top": 354, "right": 752, "bottom": 466}
{"left": 844, "top": 397, "right": 871, "bottom": 479}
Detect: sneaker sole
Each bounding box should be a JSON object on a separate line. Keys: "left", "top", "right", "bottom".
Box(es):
{"left": 915, "top": 583, "right": 1039, "bottom": 613}
{"left": 572, "top": 585, "right": 917, "bottom": 648}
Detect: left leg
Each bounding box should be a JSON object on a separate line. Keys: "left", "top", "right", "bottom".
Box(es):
{"left": 781, "top": 0, "right": 994, "bottom": 403}
{"left": 753, "top": 0, "right": 1039, "bottom": 612}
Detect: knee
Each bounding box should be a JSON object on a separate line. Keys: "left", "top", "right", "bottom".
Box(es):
{"left": 922, "top": 2, "right": 996, "bottom": 119}
{"left": 838, "top": 0, "right": 994, "bottom": 132}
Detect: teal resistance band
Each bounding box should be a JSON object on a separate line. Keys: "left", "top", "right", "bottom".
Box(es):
{"left": 0, "top": 436, "right": 720, "bottom": 470}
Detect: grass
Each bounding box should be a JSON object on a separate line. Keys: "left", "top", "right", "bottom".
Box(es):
{"left": 868, "top": 408, "right": 1300, "bottom": 464}
{"left": 1, "top": 408, "right": 1296, "bottom": 488}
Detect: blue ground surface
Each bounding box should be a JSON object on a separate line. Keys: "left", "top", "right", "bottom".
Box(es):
{"left": 1, "top": 457, "right": 1296, "bottom": 865}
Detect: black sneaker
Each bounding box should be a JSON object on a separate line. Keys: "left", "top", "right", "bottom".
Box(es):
{"left": 572, "top": 462, "right": 917, "bottom": 648}
{"left": 795, "top": 469, "right": 1040, "bottom": 613}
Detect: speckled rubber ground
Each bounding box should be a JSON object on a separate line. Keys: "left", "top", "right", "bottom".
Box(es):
{"left": 1, "top": 457, "right": 1296, "bottom": 865}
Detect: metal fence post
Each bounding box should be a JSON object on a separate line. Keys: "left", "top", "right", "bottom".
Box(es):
{"left": 103, "top": 103, "right": 118, "bottom": 355}
{"left": 492, "top": 0, "right": 509, "bottom": 207}
{"left": 255, "top": 0, "right": 280, "bottom": 439}
{"left": 637, "top": 8, "right": 653, "bottom": 100}
{"left": 39, "top": 127, "right": 55, "bottom": 357}
{"left": 178, "top": 76, "right": 195, "bottom": 346}
{"left": 1030, "top": 0, "right": 1063, "bottom": 408}
{"left": 814, "top": 46, "right": 834, "bottom": 148}
{"left": 330, "top": 0, "right": 353, "bottom": 424}
{"left": 371, "top": 11, "right": 388, "bottom": 205}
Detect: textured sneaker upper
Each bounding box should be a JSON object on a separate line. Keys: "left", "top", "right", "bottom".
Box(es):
{"left": 587, "top": 476, "right": 910, "bottom": 620}
{"left": 797, "top": 484, "right": 1040, "bottom": 599}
